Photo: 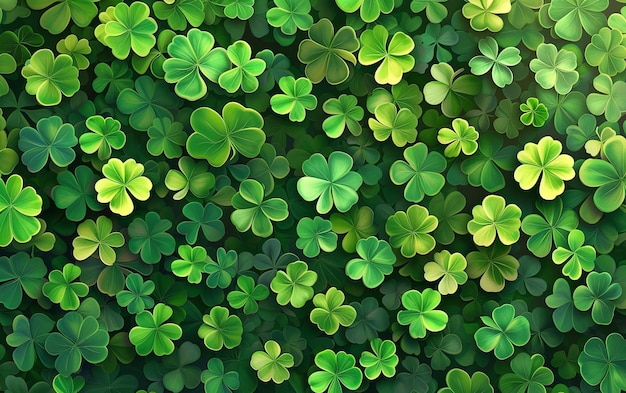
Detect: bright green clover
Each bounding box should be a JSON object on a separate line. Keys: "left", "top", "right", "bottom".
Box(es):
{"left": 6, "top": 313, "right": 54, "bottom": 372}
{"left": 163, "top": 29, "right": 230, "bottom": 101}
{"left": 467, "top": 195, "right": 522, "bottom": 247}
{"left": 529, "top": 43, "right": 579, "bottom": 95}
{"left": 469, "top": 37, "right": 521, "bottom": 87}
{"left": 270, "top": 261, "right": 318, "bottom": 308}
{"left": 171, "top": 245, "right": 209, "bottom": 284}
{"left": 585, "top": 27, "right": 626, "bottom": 76}
{"left": 223, "top": 0, "right": 254, "bottom": 19}
{"left": 152, "top": 0, "right": 204, "bottom": 31}
{"left": 499, "top": 353, "right": 554, "bottom": 393}
{"left": 231, "top": 179, "right": 289, "bottom": 238}
{"left": 0, "top": 174, "right": 43, "bottom": 247}
{"left": 368, "top": 103, "right": 417, "bottom": 146}
{"left": 0, "top": 130, "right": 18, "bottom": 175}
{"left": 129, "top": 303, "right": 182, "bottom": 356}
{"left": 296, "top": 216, "right": 338, "bottom": 258}
{"left": 95, "top": 158, "right": 153, "bottom": 216}
{"left": 389, "top": 142, "right": 446, "bottom": 203}
{"left": 165, "top": 158, "right": 215, "bottom": 200}
{"left": 0, "top": 53, "right": 16, "bottom": 97}
{"left": 474, "top": 304, "right": 530, "bottom": 360}
{"left": 227, "top": 275, "right": 269, "bottom": 314}
{"left": 42, "top": 263, "right": 88, "bottom": 310}
{"left": 331, "top": 206, "right": 377, "bottom": 253}
{"left": 56, "top": 34, "right": 91, "bottom": 70}
{"left": 128, "top": 212, "right": 176, "bottom": 264}
{"left": 514, "top": 136, "right": 575, "bottom": 200}
{"left": 359, "top": 339, "right": 398, "bottom": 380}
{"left": 586, "top": 73, "right": 626, "bottom": 123}
{"left": 297, "top": 18, "right": 360, "bottom": 85}
{"left": 345, "top": 236, "right": 395, "bottom": 289}
{"left": 437, "top": 118, "right": 479, "bottom": 158}
{"left": 218, "top": 41, "right": 266, "bottom": 94}
{"left": 116, "top": 273, "right": 155, "bottom": 314}
{"left": 466, "top": 243, "right": 519, "bottom": 292}
{"left": 573, "top": 272, "right": 621, "bottom": 325}
{"left": 397, "top": 288, "right": 448, "bottom": 339}
{"left": 198, "top": 306, "right": 243, "bottom": 351}
{"left": 116, "top": 76, "right": 179, "bottom": 131}
{"left": 548, "top": 0, "right": 608, "bottom": 42}
{"left": 385, "top": 204, "right": 438, "bottom": 257}
{"left": 308, "top": 349, "right": 363, "bottom": 393}
{"left": 176, "top": 202, "right": 224, "bottom": 244}
{"left": 578, "top": 333, "right": 626, "bottom": 393}
{"left": 423, "top": 251, "right": 468, "bottom": 295}
{"left": 336, "top": 0, "right": 394, "bottom": 23}
{"left": 19, "top": 116, "right": 77, "bottom": 172}
{"left": 187, "top": 102, "right": 265, "bottom": 167}
{"left": 270, "top": 76, "right": 318, "bottom": 122}
{"left": 250, "top": 340, "right": 294, "bottom": 384}
{"left": 462, "top": 0, "right": 512, "bottom": 32}
{"left": 204, "top": 247, "right": 237, "bottom": 289}
{"left": 0, "top": 253, "right": 46, "bottom": 310}
{"left": 80, "top": 116, "right": 126, "bottom": 160}
{"left": 26, "top": 0, "right": 98, "bottom": 35}
{"left": 521, "top": 198, "right": 578, "bottom": 258}
{"left": 358, "top": 25, "right": 414, "bottom": 85}
{"left": 519, "top": 97, "right": 549, "bottom": 127}
{"left": 266, "top": 0, "right": 313, "bottom": 35}
{"left": 72, "top": 216, "right": 125, "bottom": 266}
{"left": 297, "top": 151, "right": 363, "bottom": 214}
{"left": 410, "top": 0, "right": 448, "bottom": 23}
{"left": 322, "top": 95, "right": 364, "bottom": 138}
{"left": 147, "top": 118, "right": 186, "bottom": 159}
{"left": 580, "top": 135, "right": 626, "bottom": 212}
{"left": 438, "top": 369, "right": 494, "bottom": 393}
{"left": 104, "top": 2, "right": 158, "bottom": 60}
{"left": 310, "top": 287, "right": 356, "bottom": 335}
{"left": 423, "top": 62, "right": 481, "bottom": 118}
{"left": 201, "top": 358, "right": 239, "bottom": 393}
{"left": 551, "top": 229, "right": 596, "bottom": 281}
{"left": 45, "top": 312, "right": 108, "bottom": 376}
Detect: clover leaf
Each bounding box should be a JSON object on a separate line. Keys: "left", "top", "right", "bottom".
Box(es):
{"left": 424, "top": 62, "right": 481, "bottom": 118}
{"left": 223, "top": 0, "right": 254, "bottom": 20}
{"left": 580, "top": 135, "right": 626, "bottom": 212}
{"left": 437, "top": 118, "right": 479, "bottom": 158}
{"left": 466, "top": 243, "right": 519, "bottom": 292}
{"left": 410, "top": 0, "right": 448, "bottom": 23}
{"left": 469, "top": 37, "right": 521, "bottom": 88}
{"left": 521, "top": 198, "right": 578, "bottom": 258}
{"left": 226, "top": 275, "right": 269, "bottom": 314}
{"left": 578, "top": 333, "right": 626, "bottom": 393}
{"left": 270, "top": 260, "right": 317, "bottom": 308}
{"left": 586, "top": 73, "right": 626, "bottom": 122}
{"left": 0, "top": 252, "right": 46, "bottom": 310}
{"left": 198, "top": 306, "right": 242, "bottom": 351}
{"left": 439, "top": 369, "right": 494, "bottom": 393}
{"left": 231, "top": 179, "right": 288, "bottom": 237}
{"left": 358, "top": 25, "right": 414, "bottom": 85}
{"left": 104, "top": 2, "right": 158, "bottom": 60}
{"left": 0, "top": 174, "right": 43, "bottom": 247}
{"left": 218, "top": 41, "right": 265, "bottom": 93}
{"left": 6, "top": 314, "right": 54, "bottom": 372}
{"left": 95, "top": 158, "right": 153, "bottom": 216}
{"left": 397, "top": 288, "right": 448, "bottom": 339}
{"left": 385, "top": 204, "right": 438, "bottom": 257}
{"left": 129, "top": 303, "right": 182, "bottom": 356}
{"left": 128, "top": 212, "right": 175, "bottom": 264}
{"left": 360, "top": 339, "right": 398, "bottom": 380}
{"left": 424, "top": 250, "right": 468, "bottom": 295}
{"left": 330, "top": 206, "right": 376, "bottom": 253}
{"left": 176, "top": 202, "right": 224, "bottom": 244}
{"left": 368, "top": 103, "right": 417, "bottom": 146}
{"left": 462, "top": 0, "right": 511, "bottom": 32}
{"left": 19, "top": 115, "right": 77, "bottom": 172}
{"left": 308, "top": 349, "right": 363, "bottom": 393}
{"left": 519, "top": 97, "right": 549, "bottom": 127}
{"left": 0, "top": 53, "right": 16, "bottom": 97}
{"left": 548, "top": 0, "right": 607, "bottom": 41}
{"left": 345, "top": 236, "right": 395, "bottom": 289}
{"left": 389, "top": 142, "right": 446, "bottom": 202}
{"left": 165, "top": 158, "right": 216, "bottom": 200}
{"left": 152, "top": 0, "right": 204, "bottom": 31}
{"left": 322, "top": 95, "right": 364, "bottom": 138}
{"left": 499, "top": 353, "right": 554, "bottom": 393}
{"left": 310, "top": 287, "right": 356, "bottom": 335}
{"left": 204, "top": 247, "right": 237, "bottom": 289}
{"left": 551, "top": 229, "right": 596, "bottom": 281}
{"left": 468, "top": 195, "right": 522, "bottom": 247}
{"left": 201, "top": 358, "right": 239, "bottom": 393}
{"left": 573, "top": 272, "right": 621, "bottom": 325}
{"left": 187, "top": 102, "right": 265, "bottom": 167}
{"left": 585, "top": 27, "right": 626, "bottom": 76}
{"left": 250, "top": 340, "right": 294, "bottom": 384}
{"left": 427, "top": 191, "right": 471, "bottom": 245}
{"left": 475, "top": 304, "right": 530, "bottom": 360}
{"left": 146, "top": 117, "right": 186, "bottom": 159}
{"left": 270, "top": 76, "right": 317, "bottom": 122}
{"left": 545, "top": 278, "right": 594, "bottom": 333}
{"left": 529, "top": 43, "right": 579, "bottom": 95}
{"left": 170, "top": 245, "right": 208, "bottom": 285}
{"left": 296, "top": 216, "right": 338, "bottom": 258}
{"left": 461, "top": 133, "right": 518, "bottom": 192}
{"left": 80, "top": 116, "right": 125, "bottom": 160}
{"left": 42, "top": 263, "right": 88, "bottom": 311}
{"left": 72, "top": 216, "right": 125, "bottom": 266}
{"left": 116, "top": 273, "right": 155, "bottom": 314}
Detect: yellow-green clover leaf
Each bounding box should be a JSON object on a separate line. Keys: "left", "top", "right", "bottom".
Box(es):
{"left": 467, "top": 195, "right": 522, "bottom": 247}
{"left": 385, "top": 204, "right": 438, "bottom": 258}
{"left": 21, "top": 49, "right": 79, "bottom": 106}
{"left": 310, "top": 287, "right": 357, "bottom": 335}
{"left": 423, "top": 250, "right": 468, "bottom": 295}
{"left": 397, "top": 288, "right": 448, "bottom": 339}
{"left": 72, "top": 216, "right": 124, "bottom": 265}
{"left": 462, "top": 0, "right": 511, "bottom": 32}
{"left": 358, "top": 25, "right": 414, "bottom": 85}
{"left": 95, "top": 158, "right": 153, "bottom": 216}
{"left": 270, "top": 261, "right": 317, "bottom": 308}
{"left": 250, "top": 340, "right": 294, "bottom": 384}
{"left": 104, "top": 2, "right": 158, "bottom": 60}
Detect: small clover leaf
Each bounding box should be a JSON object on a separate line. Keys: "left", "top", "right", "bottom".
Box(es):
{"left": 270, "top": 76, "right": 317, "bottom": 122}
{"left": 116, "top": 76, "right": 179, "bottom": 131}
{"left": 551, "top": 229, "right": 596, "bottom": 281}
{"left": 573, "top": 272, "right": 621, "bottom": 325}
{"left": 270, "top": 261, "right": 317, "bottom": 308}
{"left": 52, "top": 167, "right": 101, "bottom": 222}
{"left": 360, "top": 339, "right": 398, "bottom": 380}
{"left": 198, "top": 306, "right": 243, "bottom": 351}
{"left": 468, "top": 195, "right": 522, "bottom": 247}
{"left": 345, "top": 236, "right": 395, "bottom": 289}
{"left": 171, "top": 245, "right": 209, "bottom": 284}
{"left": 116, "top": 273, "right": 155, "bottom": 314}
{"left": 385, "top": 204, "right": 438, "bottom": 257}
{"left": 95, "top": 158, "right": 153, "bottom": 216}
{"left": 368, "top": 103, "right": 417, "bottom": 146}
{"left": 410, "top": 0, "right": 448, "bottom": 23}
{"left": 520, "top": 97, "right": 549, "bottom": 127}
{"left": 474, "top": 304, "right": 530, "bottom": 360}
{"left": 424, "top": 251, "right": 468, "bottom": 295}
{"left": 128, "top": 212, "right": 176, "bottom": 264}
{"left": 437, "top": 118, "right": 479, "bottom": 158}
{"left": 330, "top": 206, "right": 377, "bottom": 253}
{"left": 389, "top": 142, "right": 446, "bottom": 203}
{"left": 586, "top": 73, "right": 626, "bottom": 123}
{"left": 462, "top": 0, "right": 511, "bottom": 32}
{"left": 218, "top": 41, "right": 266, "bottom": 94}
{"left": 322, "top": 95, "right": 364, "bottom": 138}
{"left": 201, "top": 358, "right": 239, "bottom": 393}
{"left": 545, "top": 278, "right": 594, "bottom": 333}
{"left": 80, "top": 116, "right": 126, "bottom": 160}
{"left": 358, "top": 25, "right": 415, "bottom": 85}
{"left": 42, "top": 264, "right": 88, "bottom": 310}
{"left": 56, "top": 34, "right": 90, "bottom": 70}
{"left": 227, "top": 275, "right": 269, "bottom": 314}
{"left": 310, "top": 287, "right": 356, "bottom": 335}
{"left": 72, "top": 216, "right": 124, "bottom": 265}
{"left": 397, "top": 289, "right": 448, "bottom": 339}
{"left": 580, "top": 135, "right": 626, "bottom": 213}
{"left": 424, "top": 62, "right": 481, "bottom": 118}
{"left": 467, "top": 243, "right": 519, "bottom": 292}
{"left": 104, "top": 2, "right": 158, "bottom": 60}
{"left": 129, "top": 303, "right": 182, "bottom": 356}
{"left": 296, "top": 216, "right": 338, "bottom": 258}
{"left": 469, "top": 37, "right": 521, "bottom": 88}
{"left": 231, "top": 179, "right": 289, "bottom": 237}
{"left": 176, "top": 202, "right": 224, "bottom": 244}
{"left": 250, "top": 340, "right": 294, "bottom": 384}
{"left": 204, "top": 247, "right": 237, "bottom": 289}
{"left": 19, "top": 116, "right": 77, "bottom": 172}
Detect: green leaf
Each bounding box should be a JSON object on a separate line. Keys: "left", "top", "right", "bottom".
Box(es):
{"left": 424, "top": 62, "right": 481, "bottom": 118}
{"left": 103, "top": 2, "right": 158, "bottom": 60}
{"left": 296, "top": 216, "right": 338, "bottom": 257}
{"left": 310, "top": 287, "right": 357, "bottom": 335}
{"left": 72, "top": 216, "right": 125, "bottom": 265}
{"left": 586, "top": 73, "right": 626, "bottom": 122}
{"left": 580, "top": 135, "right": 626, "bottom": 213}
{"left": 0, "top": 252, "right": 46, "bottom": 310}
{"left": 573, "top": 272, "right": 621, "bottom": 325}
{"left": 6, "top": 314, "right": 54, "bottom": 372}
{"left": 548, "top": 0, "right": 608, "bottom": 41}
{"left": 270, "top": 76, "right": 317, "bottom": 122}
{"left": 231, "top": 179, "right": 288, "bottom": 237}
{"left": 19, "top": 116, "right": 77, "bottom": 172}
{"left": 346, "top": 236, "right": 395, "bottom": 289}
{"left": 529, "top": 43, "right": 579, "bottom": 95}
{"left": 466, "top": 243, "right": 519, "bottom": 292}
{"left": 308, "top": 349, "right": 363, "bottom": 393}
{"left": 250, "top": 340, "right": 294, "bottom": 383}
{"left": 474, "top": 304, "right": 530, "bottom": 360}
{"left": 462, "top": 0, "right": 512, "bottom": 32}
{"left": 499, "top": 353, "right": 554, "bottom": 393}
{"left": 359, "top": 338, "right": 398, "bottom": 380}
{"left": 226, "top": 275, "right": 269, "bottom": 314}
{"left": 176, "top": 202, "right": 224, "bottom": 244}
{"left": 438, "top": 368, "right": 494, "bottom": 393}
{"left": 270, "top": 261, "right": 317, "bottom": 308}
{"left": 95, "top": 158, "right": 152, "bottom": 216}
{"left": 129, "top": 303, "right": 182, "bottom": 356}
{"left": 385, "top": 204, "right": 438, "bottom": 257}
{"left": 42, "top": 264, "right": 88, "bottom": 311}
{"left": 26, "top": 0, "right": 97, "bottom": 34}
{"left": 116, "top": 273, "right": 155, "bottom": 314}
{"left": 551, "top": 229, "right": 596, "bottom": 280}
{"left": 468, "top": 195, "right": 522, "bottom": 247}
{"left": 437, "top": 118, "right": 479, "bottom": 158}
{"left": 578, "top": 333, "right": 626, "bottom": 393}
{"left": 389, "top": 142, "right": 446, "bottom": 202}
{"left": 218, "top": 40, "right": 265, "bottom": 93}
{"left": 424, "top": 250, "right": 468, "bottom": 295}
{"left": 469, "top": 37, "right": 521, "bottom": 87}
{"left": 358, "top": 25, "right": 414, "bottom": 85}
{"left": 198, "top": 306, "right": 242, "bottom": 351}
{"left": 397, "top": 288, "right": 448, "bottom": 339}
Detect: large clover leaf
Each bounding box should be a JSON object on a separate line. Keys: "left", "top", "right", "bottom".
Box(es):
{"left": 385, "top": 204, "right": 438, "bottom": 257}
{"left": 19, "top": 115, "right": 77, "bottom": 172}
{"left": 95, "top": 158, "right": 153, "bottom": 216}
{"left": 389, "top": 142, "right": 446, "bottom": 203}
{"left": 0, "top": 174, "right": 43, "bottom": 247}
{"left": 578, "top": 333, "right": 626, "bottom": 393}
{"left": 548, "top": 0, "right": 608, "bottom": 41}
{"left": 585, "top": 27, "right": 626, "bottom": 76}
{"left": 466, "top": 243, "right": 519, "bottom": 292}
{"left": 250, "top": 340, "right": 294, "bottom": 384}
{"left": 310, "top": 287, "right": 357, "bottom": 335}
{"left": 345, "top": 236, "right": 395, "bottom": 289}
{"left": 231, "top": 179, "right": 288, "bottom": 237}
{"left": 6, "top": 314, "right": 54, "bottom": 372}
{"left": 397, "top": 288, "right": 448, "bottom": 339}
{"left": 104, "top": 2, "right": 158, "bottom": 60}
{"left": 545, "top": 278, "right": 594, "bottom": 333}
{"left": 368, "top": 103, "right": 417, "bottom": 146}
{"left": 308, "top": 349, "right": 363, "bottom": 393}
{"left": 358, "top": 25, "right": 414, "bottom": 85}
{"left": 439, "top": 369, "right": 494, "bottom": 393}
{"left": 529, "top": 43, "right": 579, "bottom": 95}
{"left": 467, "top": 195, "right": 522, "bottom": 247}
{"left": 198, "top": 306, "right": 242, "bottom": 351}
{"left": 469, "top": 37, "right": 521, "bottom": 88}
{"left": 586, "top": 73, "right": 626, "bottom": 122}
{"left": 0, "top": 252, "right": 46, "bottom": 310}
{"left": 499, "top": 353, "right": 554, "bottom": 393}
{"left": 474, "top": 304, "right": 530, "bottom": 360}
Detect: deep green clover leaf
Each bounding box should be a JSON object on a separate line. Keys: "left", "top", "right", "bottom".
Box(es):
{"left": 397, "top": 289, "right": 448, "bottom": 339}
{"left": 163, "top": 29, "right": 229, "bottom": 101}
{"left": 218, "top": 41, "right": 265, "bottom": 93}
{"left": 474, "top": 304, "right": 530, "bottom": 360}
{"left": 346, "top": 297, "right": 389, "bottom": 344}
{"left": 358, "top": 25, "right": 414, "bottom": 85}
{"left": 551, "top": 229, "right": 596, "bottom": 280}
{"left": 520, "top": 97, "right": 549, "bottom": 127}
{"left": 104, "top": 2, "right": 158, "bottom": 60}
{"left": 585, "top": 27, "right": 626, "bottom": 76}
{"left": 176, "top": 202, "right": 224, "bottom": 244}
{"left": 201, "top": 358, "right": 239, "bottom": 393}
{"left": 0, "top": 26, "right": 44, "bottom": 66}
{"left": 545, "top": 278, "right": 594, "bottom": 333}
{"left": 204, "top": 247, "right": 237, "bottom": 289}
{"left": 270, "top": 76, "right": 317, "bottom": 122}
{"left": 529, "top": 44, "right": 579, "bottom": 95}
{"left": 410, "top": 0, "right": 448, "bottom": 23}
{"left": 438, "top": 369, "right": 494, "bottom": 393}
{"left": 116, "top": 76, "right": 179, "bottom": 131}
{"left": 92, "top": 61, "right": 133, "bottom": 104}
{"left": 187, "top": 102, "right": 265, "bottom": 167}
{"left": 308, "top": 349, "right": 363, "bottom": 393}
{"left": 231, "top": 179, "right": 288, "bottom": 237}
{"left": 129, "top": 303, "right": 182, "bottom": 356}
{"left": 19, "top": 116, "right": 77, "bottom": 172}
{"left": 72, "top": 216, "right": 125, "bottom": 266}
{"left": 95, "top": 158, "right": 153, "bottom": 216}
{"left": 80, "top": 116, "right": 125, "bottom": 160}
{"left": 521, "top": 198, "right": 578, "bottom": 258}
{"left": 499, "top": 353, "right": 554, "bottom": 393}
{"left": 297, "top": 151, "right": 363, "bottom": 214}
{"left": 573, "top": 272, "right": 621, "bottom": 325}
{"left": 247, "top": 144, "right": 290, "bottom": 195}
{"left": 578, "top": 333, "right": 626, "bottom": 393}
{"left": 296, "top": 216, "right": 338, "bottom": 257}
{"left": 52, "top": 166, "right": 102, "bottom": 222}
{"left": 0, "top": 174, "right": 43, "bottom": 246}
{"left": 310, "top": 287, "right": 356, "bottom": 335}
{"left": 331, "top": 206, "right": 377, "bottom": 253}
{"left": 165, "top": 158, "right": 216, "bottom": 200}
{"left": 467, "top": 243, "right": 519, "bottom": 292}
{"left": 52, "top": 374, "right": 85, "bottom": 393}
{"left": 389, "top": 142, "right": 446, "bottom": 202}
{"left": 424, "top": 332, "right": 463, "bottom": 371}
{"left": 469, "top": 37, "right": 521, "bottom": 87}
{"left": 147, "top": 118, "right": 186, "bottom": 159}
{"left": 0, "top": 253, "right": 46, "bottom": 310}
{"left": 468, "top": 195, "right": 522, "bottom": 247}
{"left": 368, "top": 103, "right": 417, "bottom": 146}
{"left": 6, "top": 314, "right": 54, "bottom": 372}
{"left": 424, "top": 251, "right": 468, "bottom": 295}
{"left": 322, "top": 95, "right": 364, "bottom": 138}
{"left": 548, "top": 0, "right": 608, "bottom": 41}
{"left": 580, "top": 135, "right": 626, "bottom": 212}
{"left": 270, "top": 260, "right": 317, "bottom": 308}
{"left": 198, "top": 306, "right": 242, "bottom": 351}
{"left": 250, "top": 340, "right": 294, "bottom": 384}
{"left": 26, "top": 0, "right": 97, "bottom": 35}
{"left": 171, "top": 245, "right": 209, "bottom": 284}
{"left": 428, "top": 191, "right": 471, "bottom": 245}
{"left": 227, "top": 275, "right": 269, "bottom": 314}
{"left": 462, "top": 0, "right": 511, "bottom": 32}
{"left": 424, "top": 62, "right": 481, "bottom": 118}
{"left": 385, "top": 204, "right": 438, "bottom": 257}
{"left": 42, "top": 264, "right": 88, "bottom": 310}
{"left": 45, "top": 312, "right": 109, "bottom": 376}
{"left": 345, "top": 236, "right": 395, "bottom": 289}
{"left": 461, "top": 133, "right": 518, "bottom": 192}
{"left": 152, "top": 0, "right": 204, "bottom": 31}
{"left": 116, "top": 273, "right": 155, "bottom": 314}
{"left": 437, "top": 118, "right": 479, "bottom": 158}
{"left": 297, "top": 19, "right": 359, "bottom": 85}
{"left": 266, "top": 0, "right": 313, "bottom": 35}
{"left": 360, "top": 339, "right": 398, "bottom": 380}
{"left": 128, "top": 212, "right": 175, "bottom": 264}
{"left": 586, "top": 74, "right": 626, "bottom": 123}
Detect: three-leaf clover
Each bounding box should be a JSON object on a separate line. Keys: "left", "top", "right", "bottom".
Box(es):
{"left": 226, "top": 275, "right": 269, "bottom": 314}
{"left": 310, "top": 287, "right": 357, "bottom": 335}
{"left": 42, "top": 264, "right": 88, "bottom": 311}
{"left": 573, "top": 272, "right": 621, "bottom": 325}
{"left": 308, "top": 349, "right": 363, "bottom": 393}
{"left": 6, "top": 313, "right": 54, "bottom": 372}
{"left": 129, "top": 303, "right": 182, "bottom": 356}
{"left": 586, "top": 73, "right": 626, "bottom": 122}
{"left": 529, "top": 44, "right": 579, "bottom": 95}
{"left": 0, "top": 174, "right": 43, "bottom": 247}
{"left": 385, "top": 204, "right": 438, "bottom": 257}
{"left": 165, "top": 158, "right": 216, "bottom": 200}
{"left": 521, "top": 198, "right": 578, "bottom": 258}
{"left": 72, "top": 216, "right": 125, "bottom": 265}
{"left": 331, "top": 206, "right": 377, "bottom": 253}
{"left": 128, "top": 212, "right": 176, "bottom": 264}
{"left": 397, "top": 289, "right": 448, "bottom": 339}
{"left": 21, "top": 49, "right": 79, "bottom": 106}
{"left": 345, "top": 236, "right": 396, "bottom": 289}
{"left": 270, "top": 76, "right": 318, "bottom": 122}
{"left": 468, "top": 195, "right": 522, "bottom": 247}
{"left": 548, "top": 0, "right": 608, "bottom": 42}
{"left": 250, "top": 340, "right": 294, "bottom": 384}
{"left": 296, "top": 216, "right": 338, "bottom": 258}
{"left": 437, "top": 118, "right": 479, "bottom": 157}
{"left": 368, "top": 103, "right": 417, "bottom": 146}
{"left": 578, "top": 333, "right": 626, "bottom": 393}
{"left": 19, "top": 116, "right": 78, "bottom": 172}
{"left": 358, "top": 25, "right": 415, "bottom": 85}
{"left": 424, "top": 251, "right": 468, "bottom": 295}
{"left": 474, "top": 304, "right": 530, "bottom": 360}
{"left": 580, "top": 135, "right": 626, "bottom": 212}
{"left": 267, "top": 0, "right": 313, "bottom": 35}
{"left": 204, "top": 247, "right": 237, "bottom": 289}
{"left": 198, "top": 306, "right": 243, "bottom": 351}
{"left": 80, "top": 116, "right": 126, "bottom": 160}
{"left": 147, "top": 118, "right": 186, "bottom": 159}
{"left": 469, "top": 37, "right": 521, "bottom": 87}
{"left": 201, "top": 358, "right": 240, "bottom": 393}
{"left": 95, "top": 158, "right": 153, "bottom": 216}
{"left": 218, "top": 41, "right": 266, "bottom": 93}
{"left": 389, "top": 142, "right": 446, "bottom": 202}
{"left": 462, "top": 0, "right": 511, "bottom": 32}
{"left": 335, "top": 0, "right": 394, "bottom": 23}
{"left": 499, "top": 353, "right": 554, "bottom": 393}
{"left": 322, "top": 95, "right": 364, "bottom": 138}
{"left": 551, "top": 229, "right": 596, "bottom": 280}
{"left": 270, "top": 261, "right": 318, "bottom": 308}
{"left": 0, "top": 252, "right": 46, "bottom": 310}
{"left": 176, "top": 202, "right": 225, "bottom": 244}
{"left": 104, "top": 2, "right": 158, "bottom": 60}
{"left": 231, "top": 179, "right": 289, "bottom": 238}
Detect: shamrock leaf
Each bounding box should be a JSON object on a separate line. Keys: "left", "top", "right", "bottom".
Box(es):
{"left": 218, "top": 41, "right": 265, "bottom": 93}
{"left": 389, "top": 142, "right": 446, "bottom": 202}
{"left": 428, "top": 191, "right": 471, "bottom": 245}
{"left": 163, "top": 29, "right": 229, "bottom": 101}
{"left": 227, "top": 275, "right": 269, "bottom": 314}
{"left": 80, "top": 116, "right": 125, "bottom": 160}
{"left": 585, "top": 27, "right": 626, "bottom": 76}
{"left": 580, "top": 135, "right": 626, "bottom": 212}
{"left": 26, "top": 0, "right": 97, "bottom": 35}
{"left": 466, "top": 243, "right": 519, "bottom": 292}
{"left": 204, "top": 247, "right": 237, "bottom": 289}
{"left": 297, "top": 18, "right": 359, "bottom": 85}
{"left": 250, "top": 340, "right": 294, "bottom": 384}
{"left": 331, "top": 206, "right": 377, "bottom": 253}
{"left": 424, "top": 62, "right": 480, "bottom": 118}
{"left": 128, "top": 212, "right": 175, "bottom": 264}
{"left": 310, "top": 287, "right": 357, "bottom": 335}
{"left": 116, "top": 75, "right": 179, "bottom": 131}
{"left": 322, "top": 95, "right": 364, "bottom": 138}
{"left": 410, "top": 0, "right": 448, "bottom": 23}
{"left": 578, "top": 333, "right": 626, "bottom": 393}
{"left": 359, "top": 339, "right": 398, "bottom": 380}
{"left": 358, "top": 25, "right": 415, "bottom": 85}
{"left": 201, "top": 358, "right": 239, "bottom": 393}
{"left": 267, "top": 0, "right": 312, "bottom": 35}
{"left": 6, "top": 314, "right": 54, "bottom": 372}
{"left": 42, "top": 264, "right": 88, "bottom": 311}
{"left": 92, "top": 61, "right": 134, "bottom": 104}
{"left": 437, "top": 118, "right": 479, "bottom": 158}
{"left": 165, "top": 158, "right": 216, "bottom": 200}
{"left": 72, "top": 216, "right": 125, "bottom": 266}
{"left": 223, "top": 0, "right": 254, "bottom": 19}
{"left": 397, "top": 289, "right": 448, "bottom": 339}
{"left": 270, "top": 76, "right": 317, "bottom": 122}
{"left": 474, "top": 304, "right": 530, "bottom": 360}
{"left": 146, "top": 118, "right": 186, "bottom": 159}
{"left": 551, "top": 229, "right": 596, "bottom": 280}
{"left": 247, "top": 144, "right": 290, "bottom": 195}
{"left": 297, "top": 151, "right": 363, "bottom": 214}
{"left": 521, "top": 198, "right": 578, "bottom": 258}
{"left": 56, "top": 34, "right": 91, "bottom": 70}
{"left": 345, "top": 236, "right": 395, "bottom": 289}
{"left": 0, "top": 130, "right": 18, "bottom": 175}
{"left": 104, "top": 2, "right": 158, "bottom": 60}
{"left": 152, "top": 0, "right": 204, "bottom": 31}
{"left": 95, "top": 158, "right": 153, "bottom": 216}
{"left": 469, "top": 37, "right": 521, "bottom": 87}
{"left": 519, "top": 97, "right": 549, "bottom": 127}
{"left": 116, "top": 273, "right": 155, "bottom": 314}
{"left": 45, "top": 312, "right": 109, "bottom": 376}
{"left": 546, "top": 278, "right": 594, "bottom": 333}
{"left": 346, "top": 297, "right": 390, "bottom": 344}
{"left": 424, "top": 250, "right": 468, "bottom": 295}
{"left": 468, "top": 195, "right": 522, "bottom": 247}
{"left": 438, "top": 369, "right": 494, "bottom": 393}
{"left": 129, "top": 303, "right": 182, "bottom": 356}
{"left": 368, "top": 103, "right": 417, "bottom": 146}
{"left": 499, "top": 353, "right": 554, "bottom": 393}
{"left": 461, "top": 133, "right": 518, "bottom": 192}
{"left": 198, "top": 306, "right": 243, "bottom": 351}
{"left": 308, "top": 349, "right": 363, "bottom": 393}
{"left": 586, "top": 73, "right": 626, "bottom": 122}
{"left": 19, "top": 115, "right": 77, "bottom": 172}
{"left": 0, "top": 253, "right": 46, "bottom": 310}
{"left": 176, "top": 202, "right": 224, "bottom": 244}
{"left": 231, "top": 179, "right": 289, "bottom": 237}
{"left": 170, "top": 245, "right": 208, "bottom": 285}
{"left": 529, "top": 43, "right": 579, "bottom": 95}
{"left": 462, "top": 0, "right": 511, "bottom": 32}
{"left": 51, "top": 166, "right": 101, "bottom": 222}
{"left": 296, "top": 216, "right": 338, "bottom": 258}
{"left": 385, "top": 204, "right": 438, "bottom": 257}
{"left": 573, "top": 272, "right": 621, "bottom": 325}
{"left": 270, "top": 261, "right": 317, "bottom": 308}
{"left": 548, "top": 0, "right": 608, "bottom": 41}
{"left": 187, "top": 102, "right": 265, "bottom": 167}
{"left": 0, "top": 174, "right": 43, "bottom": 247}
